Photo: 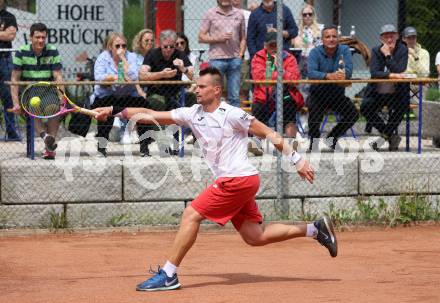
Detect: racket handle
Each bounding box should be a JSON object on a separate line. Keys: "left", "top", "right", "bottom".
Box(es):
{"left": 78, "top": 107, "right": 99, "bottom": 118}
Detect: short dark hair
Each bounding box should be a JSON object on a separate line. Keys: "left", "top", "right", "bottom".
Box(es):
{"left": 322, "top": 25, "right": 338, "bottom": 34}
{"left": 30, "top": 23, "right": 48, "bottom": 36}
{"left": 199, "top": 66, "right": 223, "bottom": 88}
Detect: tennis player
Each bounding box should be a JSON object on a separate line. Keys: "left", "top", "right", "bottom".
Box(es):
{"left": 95, "top": 67, "right": 337, "bottom": 292}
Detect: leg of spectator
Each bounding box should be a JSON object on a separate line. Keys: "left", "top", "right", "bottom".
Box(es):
{"left": 226, "top": 58, "right": 242, "bottom": 108}
{"left": 360, "top": 95, "right": 387, "bottom": 135}
{"left": 327, "top": 96, "right": 359, "bottom": 144}
{"left": 307, "top": 93, "right": 326, "bottom": 150}
{"left": 283, "top": 99, "right": 298, "bottom": 138}
{"left": 47, "top": 116, "right": 61, "bottom": 138}
{"left": 384, "top": 94, "right": 409, "bottom": 137}
{"left": 0, "top": 57, "right": 19, "bottom": 139}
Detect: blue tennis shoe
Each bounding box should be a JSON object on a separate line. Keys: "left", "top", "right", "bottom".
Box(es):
{"left": 136, "top": 267, "right": 181, "bottom": 291}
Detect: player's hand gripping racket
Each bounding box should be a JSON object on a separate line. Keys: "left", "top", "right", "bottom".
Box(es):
{"left": 18, "top": 82, "right": 98, "bottom": 119}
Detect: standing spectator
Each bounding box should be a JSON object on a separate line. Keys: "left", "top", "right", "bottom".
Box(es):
{"left": 198, "top": 0, "right": 246, "bottom": 108}
{"left": 292, "top": 4, "right": 323, "bottom": 78}
{"left": 91, "top": 32, "right": 148, "bottom": 157}
{"left": 361, "top": 24, "right": 409, "bottom": 151}
{"left": 139, "top": 29, "right": 193, "bottom": 155}
{"left": 0, "top": 0, "right": 20, "bottom": 140}
{"left": 10, "top": 23, "right": 63, "bottom": 159}
{"left": 247, "top": 0, "right": 298, "bottom": 61}
{"left": 402, "top": 26, "right": 430, "bottom": 77}
{"left": 251, "top": 32, "right": 304, "bottom": 138}
{"left": 232, "top": 0, "right": 252, "bottom": 101}
{"left": 307, "top": 25, "right": 359, "bottom": 151}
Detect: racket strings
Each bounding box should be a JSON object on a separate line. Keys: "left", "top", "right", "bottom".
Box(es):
{"left": 21, "top": 85, "right": 61, "bottom": 117}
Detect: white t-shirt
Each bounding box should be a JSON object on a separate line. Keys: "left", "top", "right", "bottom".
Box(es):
{"left": 436, "top": 51, "right": 440, "bottom": 66}
{"left": 171, "top": 102, "right": 258, "bottom": 178}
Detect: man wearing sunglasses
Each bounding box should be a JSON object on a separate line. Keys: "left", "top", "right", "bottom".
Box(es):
{"left": 247, "top": 0, "right": 298, "bottom": 61}
{"left": 139, "top": 29, "right": 193, "bottom": 156}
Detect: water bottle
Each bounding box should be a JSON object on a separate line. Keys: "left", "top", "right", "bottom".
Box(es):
{"left": 350, "top": 25, "right": 356, "bottom": 38}
{"left": 338, "top": 54, "right": 345, "bottom": 72}
{"left": 265, "top": 59, "right": 272, "bottom": 86}
{"left": 117, "top": 61, "right": 124, "bottom": 82}
{"left": 337, "top": 25, "right": 342, "bottom": 36}
{"left": 303, "top": 33, "right": 309, "bottom": 46}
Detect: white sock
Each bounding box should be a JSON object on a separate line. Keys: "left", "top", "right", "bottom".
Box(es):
{"left": 306, "top": 223, "right": 318, "bottom": 237}
{"left": 163, "top": 260, "right": 177, "bottom": 278}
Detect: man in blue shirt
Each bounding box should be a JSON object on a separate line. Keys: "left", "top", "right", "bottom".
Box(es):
{"left": 247, "top": 0, "right": 298, "bottom": 60}
{"left": 307, "top": 25, "right": 359, "bottom": 151}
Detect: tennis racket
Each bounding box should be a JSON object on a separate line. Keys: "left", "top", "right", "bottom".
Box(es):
{"left": 18, "top": 82, "right": 98, "bottom": 119}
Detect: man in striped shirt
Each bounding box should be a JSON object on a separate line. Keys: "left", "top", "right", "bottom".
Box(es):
{"left": 10, "top": 23, "right": 63, "bottom": 159}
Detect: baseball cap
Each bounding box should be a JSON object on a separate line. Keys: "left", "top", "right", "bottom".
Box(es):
{"left": 403, "top": 26, "right": 417, "bottom": 37}
{"left": 264, "top": 32, "right": 277, "bottom": 43}
{"left": 380, "top": 24, "right": 397, "bottom": 35}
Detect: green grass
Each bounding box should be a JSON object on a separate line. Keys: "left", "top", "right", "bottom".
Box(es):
{"left": 323, "top": 195, "right": 440, "bottom": 229}
{"left": 426, "top": 87, "right": 440, "bottom": 101}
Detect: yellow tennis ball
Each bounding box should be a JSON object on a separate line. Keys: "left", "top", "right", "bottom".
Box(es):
{"left": 30, "top": 96, "right": 41, "bottom": 107}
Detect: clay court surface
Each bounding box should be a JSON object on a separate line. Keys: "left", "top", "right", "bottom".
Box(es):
{"left": 1, "top": 225, "right": 439, "bottom": 303}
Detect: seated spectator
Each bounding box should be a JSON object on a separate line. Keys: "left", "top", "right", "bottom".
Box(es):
{"left": 10, "top": 23, "right": 63, "bottom": 159}
{"left": 361, "top": 24, "right": 409, "bottom": 151}
{"left": 139, "top": 29, "right": 193, "bottom": 156}
{"left": 307, "top": 25, "right": 359, "bottom": 151}
{"left": 402, "top": 26, "right": 430, "bottom": 77}
{"left": 91, "top": 32, "right": 148, "bottom": 157}
{"left": 293, "top": 4, "right": 323, "bottom": 79}
{"left": 132, "top": 28, "right": 155, "bottom": 98}
{"left": 251, "top": 32, "right": 303, "bottom": 138}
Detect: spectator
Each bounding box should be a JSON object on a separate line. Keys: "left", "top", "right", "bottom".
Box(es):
{"left": 10, "top": 23, "right": 63, "bottom": 159}
{"left": 247, "top": 0, "right": 298, "bottom": 61}
{"left": 248, "top": 1, "right": 259, "bottom": 11}
{"left": 139, "top": 29, "right": 193, "bottom": 156}
{"left": 293, "top": 4, "right": 323, "bottom": 78}
{"left": 0, "top": 0, "right": 20, "bottom": 140}
{"left": 132, "top": 28, "right": 155, "bottom": 68}
{"left": 251, "top": 32, "right": 304, "bottom": 138}
{"left": 307, "top": 25, "right": 359, "bottom": 151}
{"left": 360, "top": 24, "right": 410, "bottom": 151}
{"left": 232, "top": 0, "right": 252, "bottom": 101}
{"left": 198, "top": 0, "right": 246, "bottom": 108}
{"left": 91, "top": 32, "right": 148, "bottom": 157}
{"left": 175, "top": 32, "right": 197, "bottom": 82}
{"left": 402, "top": 26, "right": 429, "bottom": 77}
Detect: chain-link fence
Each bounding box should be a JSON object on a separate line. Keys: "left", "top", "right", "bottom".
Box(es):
{"left": 1, "top": 0, "right": 440, "bottom": 229}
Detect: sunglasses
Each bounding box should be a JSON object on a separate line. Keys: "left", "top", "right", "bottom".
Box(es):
{"left": 115, "top": 44, "right": 127, "bottom": 49}
{"left": 302, "top": 13, "right": 313, "bottom": 17}
{"left": 176, "top": 41, "right": 186, "bottom": 46}
{"left": 268, "top": 42, "right": 277, "bottom": 48}
{"left": 162, "top": 45, "right": 175, "bottom": 49}
{"left": 145, "top": 39, "right": 154, "bottom": 43}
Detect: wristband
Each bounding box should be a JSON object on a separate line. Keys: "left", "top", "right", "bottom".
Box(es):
{"left": 286, "top": 151, "right": 302, "bottom": 166}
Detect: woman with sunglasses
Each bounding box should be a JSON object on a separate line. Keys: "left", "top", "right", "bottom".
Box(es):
{"left": 293, "top": 4, "right": 323, "bottom": 77}
{"left": 92, "top": 32, "right": 149, "bottom": 157}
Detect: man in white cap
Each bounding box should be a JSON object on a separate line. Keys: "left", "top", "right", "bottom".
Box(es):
{"left": 360, "top": 24, "right": 409, "bottom": 151}
{"left": 402, "top": 26, "right": 430, "bottom": 77}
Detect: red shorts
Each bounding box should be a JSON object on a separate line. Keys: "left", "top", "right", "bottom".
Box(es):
{"left": 191, "top": 174, "right": 262, "bottom": 230}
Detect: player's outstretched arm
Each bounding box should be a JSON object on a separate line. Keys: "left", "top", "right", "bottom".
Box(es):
{"left": 248, "top": 119, "right": 315, "bottom": 183}
{"left": 94, "top": 106, "right": 176, "bottom": 125}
